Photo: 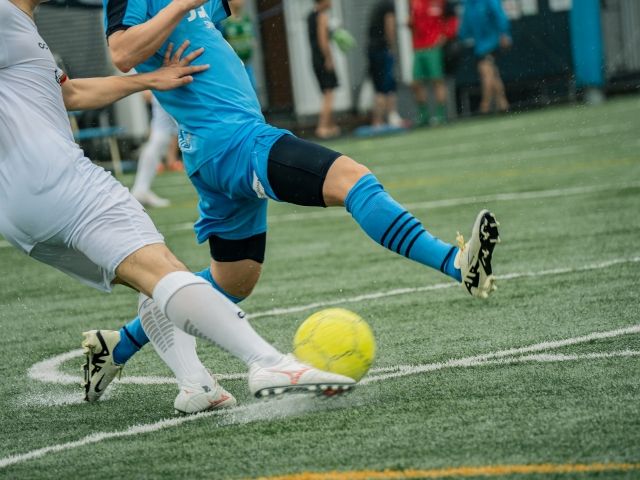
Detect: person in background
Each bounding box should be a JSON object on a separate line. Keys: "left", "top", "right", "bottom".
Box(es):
{"left": 367, "top": 0, "right": 405, "bottom": 129}
{"left": 458, "top": 0, "right": 511, "bottom": 114}
{"left": 220, "top": 0, "right": 257, "bottom": 91}
{"left": 410, "top": 0, "right": 456, "bottom": 126}
{"left": 308, "top": 0, "right": 340, "bottom": 139}
{"left": 131, "top": 92, "right": 178, "bottom": 208}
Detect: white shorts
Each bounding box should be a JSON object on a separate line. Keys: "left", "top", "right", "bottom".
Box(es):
{"left": 0, "top": 157, "right": 164, "bottom": 292}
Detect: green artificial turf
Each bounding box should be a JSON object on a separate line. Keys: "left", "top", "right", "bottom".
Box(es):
{"left": 0, "top": 97, "right": 639, "bottom": 479}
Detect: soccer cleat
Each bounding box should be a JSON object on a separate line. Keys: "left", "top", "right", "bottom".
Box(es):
{"left": 132, "top": 189, "right": 170, "bottom": 208}
{"left": 248, "top": 354, "right": 356, "bottom": 399}
{"left": 454, "top": 209, "right": 501, "bottom": 299}
{"left": 174, "top": 382, "right": 237, "bottom": 415}
{"left": 82, "top": 330, "right": 123, "bottom": 402}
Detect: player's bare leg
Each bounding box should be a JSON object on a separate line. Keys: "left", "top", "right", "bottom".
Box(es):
{"left": 210, "top": 258, "right": 262, "bottom": 300}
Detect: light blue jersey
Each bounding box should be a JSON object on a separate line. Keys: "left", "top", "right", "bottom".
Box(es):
{"left": 103, "top": 0, "right": 290, "bottom": 240}
{"left": 103, "top": 0, "right": 277, "bottom": 175}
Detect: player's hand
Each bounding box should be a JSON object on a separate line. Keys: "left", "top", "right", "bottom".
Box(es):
{"left": 325, "top": 57, "right": 335, "bottom": 72}
{"left": 499, "top": 34, "right": 512, "bottom": 50}
{"left": 148, "top": 40, "right": 209, "bottom": 91}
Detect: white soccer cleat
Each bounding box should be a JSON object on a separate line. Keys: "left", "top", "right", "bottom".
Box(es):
{"left": 174, "top": 382, "right": 237, "bottom": 415}
{"left": 454, "top": 209, "right": 501, "bottom": 299}
{"left": 248, "top": 354, "right": 356, "bottom": 398}
{"left": 82, "top": 330, "right": 123, "bottom": 402}
{"left": 132, "top": 189, "right": 170, "bottom": 208}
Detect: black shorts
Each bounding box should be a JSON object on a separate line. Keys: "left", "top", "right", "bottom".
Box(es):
{"left": 312, "top": 57, "right": 338, "bottom": 91}
{"left": 267, "top": 134, "right": 342, "bottom": 207}
{"left": 368, "top": 47, "right": 397, "bottom": 94}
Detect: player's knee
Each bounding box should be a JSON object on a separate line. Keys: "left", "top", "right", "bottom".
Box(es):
{"left": 323, "top": 156, "right": 371, "bottom": 207}
{"left": 210, "top": 260, "right": 262, "bottom": 300}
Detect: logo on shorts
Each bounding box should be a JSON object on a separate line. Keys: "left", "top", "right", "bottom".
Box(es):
{"left": 178, "top": 131, "right": 192, "bottom": 152}
{"left": 252, "top": 172, "right": 267, "bottom": 199}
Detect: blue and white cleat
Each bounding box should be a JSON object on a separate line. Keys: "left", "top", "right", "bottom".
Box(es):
{"left": 455, "top": 209, "right": 501, "bottom": 299}
{"left": 82, "top": 330, "right": 123, "bottom": 402}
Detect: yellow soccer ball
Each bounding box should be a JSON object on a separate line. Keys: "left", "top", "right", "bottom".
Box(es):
{"left": 293, "top": 308, "right": 376, "bottom": 381}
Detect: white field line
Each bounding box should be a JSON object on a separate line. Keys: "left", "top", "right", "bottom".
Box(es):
{"left": 248, "top": 256, "right": 640, "bottom": 320}
{"left": 361, "top": 327, "right": 640, "bottom": 384}
{"left": 8, "top": 327, "right": 640, "bottom": 470}
{"left": 27, "top": 256, "right": 640, "bottom": 388}
{"left": 163, "top": 181, "right": 640, "bottom": 232}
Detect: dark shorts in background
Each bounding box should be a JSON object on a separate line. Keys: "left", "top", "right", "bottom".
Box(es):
{"left": 312, "top": 57, "right": 338, "bottom": 91}
{"left": 368, "top": 47, "right": 397, "bottom": 94}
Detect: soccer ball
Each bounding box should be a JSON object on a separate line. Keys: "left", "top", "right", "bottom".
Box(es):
{"left": 293, "top": 308, "right": 376, "bottom": 381}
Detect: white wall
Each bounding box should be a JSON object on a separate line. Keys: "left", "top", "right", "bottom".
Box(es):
{"left": 283, "top": 0, "right": 352, "bottom": 117}
{"left": 395, "top": 0, "right": 415, "bottom": 85}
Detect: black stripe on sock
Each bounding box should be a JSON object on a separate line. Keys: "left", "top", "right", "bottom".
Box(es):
{"left": 122, "top": 325, "right": 143, "bottom": 349}
{"left": 396, "top": 222, "right": 421, "bottom": 254}
{"left": 439, "top": 246, "right": 457, "bottom": 273}
{"left": 380, "top": 211, "right": 409, "bottom": 248}
{"left": 387, "top": 216, "right": 415, "bottom": 251}
{"left": 404, "top": 230, "right": 425, "bottom": 258}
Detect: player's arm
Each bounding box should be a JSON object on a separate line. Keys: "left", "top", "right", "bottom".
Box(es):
{"left": 62, "top": 41, "right": 207, "bottom": 111}
{"left": 106, "top": 0, "right": 206, "bottom": 73}
{"left": 384, "top": 10, "right": 397, "bottom": 50}
{"left": 317, "top": 11, "right": 333, "bottom": 71}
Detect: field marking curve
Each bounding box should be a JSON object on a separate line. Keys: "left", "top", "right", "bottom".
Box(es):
{"left": 27, "top": 256, "right": 640, "bottom": 387}
{"left": 7, "top": 324, "right": 640, "bottom": 470}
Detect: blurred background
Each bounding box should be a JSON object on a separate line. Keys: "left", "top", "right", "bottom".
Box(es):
{"left": 35, "top": 0, "right": 640, "bottom": 173}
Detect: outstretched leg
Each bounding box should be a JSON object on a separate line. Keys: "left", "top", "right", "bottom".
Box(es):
{"left": 265, "top": 135, "right": 499, "bottom": 296}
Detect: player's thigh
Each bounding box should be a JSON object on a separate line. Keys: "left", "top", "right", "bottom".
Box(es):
{"left": 266, "top": 135, "right": 370, "bottom": 207}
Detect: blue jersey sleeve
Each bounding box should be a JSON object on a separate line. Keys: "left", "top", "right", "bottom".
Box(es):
{"left": 489, "top": 0, "right": 510, "bottom": 36}
{"left": 103, "top": 0, "right": 148, "bottom": 37}
{"left": 208, "top": 0, "right": 231, "bottom": 24}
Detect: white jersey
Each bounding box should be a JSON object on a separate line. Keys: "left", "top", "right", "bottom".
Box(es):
{"left": 0, "top": 0, "right": 163, "bottom": 291}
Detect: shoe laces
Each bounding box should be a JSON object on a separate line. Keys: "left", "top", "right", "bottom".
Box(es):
{"left": 456, "top": 232, "right": 467, "bottom": 252}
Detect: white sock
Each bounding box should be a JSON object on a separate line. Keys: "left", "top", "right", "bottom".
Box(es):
{"left": 139, "top": 295, "right": 213, "bottom": 389}
{"left": 151, "top": 271, "right": 283, "bottom": 367}
{"left": 132, "top": 129, "right": 170, "bottom": 194}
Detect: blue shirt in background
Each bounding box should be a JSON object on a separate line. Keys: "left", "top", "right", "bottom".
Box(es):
{"left": 458, "top": 0, "right": 510, "bottom": 57}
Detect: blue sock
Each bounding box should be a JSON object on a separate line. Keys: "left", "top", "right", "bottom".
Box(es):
{"left": 345, "top": 173, "right": 461, "bottom": 282}
{"left": 112, "top": 267, "right": 245, "bottom": 364}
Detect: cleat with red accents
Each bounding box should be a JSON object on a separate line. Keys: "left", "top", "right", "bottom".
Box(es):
{"left": 248, "top": 354, "right": 356, "bottom": 398}
{"left": 173, "top": 381, "right": 237, "bottom": 415}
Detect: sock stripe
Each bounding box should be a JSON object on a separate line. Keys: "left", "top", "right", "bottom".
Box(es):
{"left": 439, "top": 246, "right": 457, "bottom": 273}
{"left": 380, "top": 211, "right": 409, "bottom": 247}
{"left": 386, "top": 216, "right": 415, "bottom": 250}
{"left": 395, "top": 222, "right": 421, "bottom": 254}
{"left": 122, "top": 325, "right": 143, "bottom": 349}
{"left": 404, "top": 230, "right": 425, "bottom": 258}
